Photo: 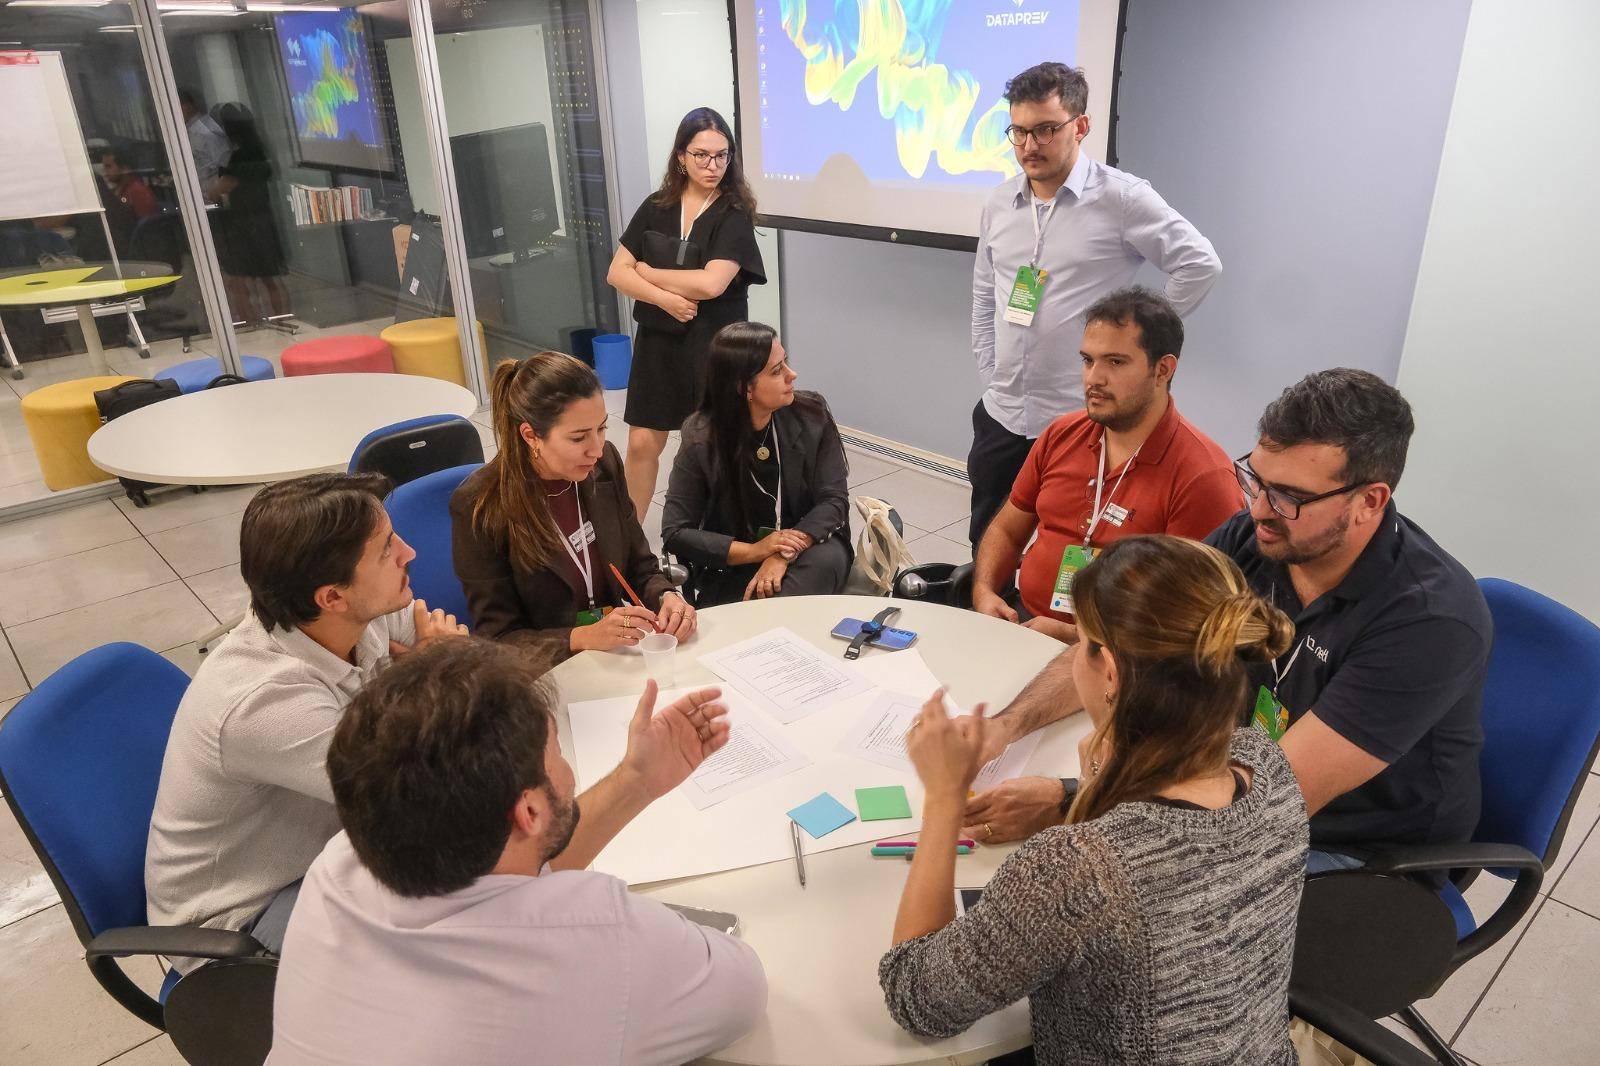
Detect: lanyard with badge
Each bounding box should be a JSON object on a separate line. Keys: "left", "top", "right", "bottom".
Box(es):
{"left": 557, "top": 486, "right": 603, "bottom": 626}
{"left": 1253, "top": 638, "right": 1303, "bottom": 740}
{"left": 1002, "top": 195, "right": 1056, "bottom": 327}
{"left": 677, "top": 191, "right": 717, "bottom": 266}
{"left": 752, "top": 416, "right": 784, "bottom": 540}
{"left": 1050, "top": 437, "right": 1140, "bottom": 615}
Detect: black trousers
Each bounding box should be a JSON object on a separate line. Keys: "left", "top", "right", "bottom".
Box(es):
{"left": 966, "top": 399, "right": 1036, "bottom": 547}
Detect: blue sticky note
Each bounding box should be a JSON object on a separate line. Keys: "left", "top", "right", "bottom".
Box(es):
{"left": 787, "top": 792, "right": 857, "bottom": 839}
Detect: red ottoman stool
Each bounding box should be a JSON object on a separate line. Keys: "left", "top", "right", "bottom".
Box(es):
{"left": 281, "top": 335, "right": 395, "bottom": 377}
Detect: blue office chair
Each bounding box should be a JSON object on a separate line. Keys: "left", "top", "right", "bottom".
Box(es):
{"left": 387, "top": 463, "right": 481, "bottom": 626}
{"left": 349, "top": 414, "right": 484, "bottom": 489}
{"left": 0, "top": 644, "right": 276, "bottom": 1065}
{"left": 1291, "top": 578, "right": 1600, "bottom": 1064}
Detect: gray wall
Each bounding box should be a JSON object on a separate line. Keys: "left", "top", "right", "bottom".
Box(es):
{"left": 1113, "top": 0, "right": 1470, "bottom": 455}
{"left": 603, "top": 0, "right": 1471, "bottom": 460}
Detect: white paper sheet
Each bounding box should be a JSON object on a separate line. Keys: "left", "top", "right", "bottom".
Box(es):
{"left": 679, "top": 700, "right": 809, "bottom": 810}
{"left": 699, "top": 626, "right": 872, "bottom": 724}
{"left": 564, "top": 647, "right": 1077, "bottom": 885}
{"left": 837, "top": 688, "right": 1047, "bottom": 792}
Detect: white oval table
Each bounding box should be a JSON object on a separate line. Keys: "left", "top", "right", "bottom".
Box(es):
{"left": 87, "top": 373, "right": 479, "bottom": 485}
{"left": 549, "top": 594, "right": 1092, "bottom": 1066}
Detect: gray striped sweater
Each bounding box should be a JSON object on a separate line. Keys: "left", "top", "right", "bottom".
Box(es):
{"left": 879, "top": 728, "right": 1308, "bottom": 1064}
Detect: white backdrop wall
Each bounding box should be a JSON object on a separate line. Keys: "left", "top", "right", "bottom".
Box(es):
{"left": 1396, "top": 0, "right": 1600, "bottom": 622}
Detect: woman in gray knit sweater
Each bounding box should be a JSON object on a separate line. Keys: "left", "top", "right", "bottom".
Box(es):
{"left": 880, "top": 534, "right": 1308, "bottom": 1065}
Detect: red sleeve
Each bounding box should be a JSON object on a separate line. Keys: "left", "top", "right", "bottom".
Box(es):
{"left": 1008, "top": 425, "right": 1057, "bottom": 516}
{"left": 1166, "top": 465, "right": 1245, "bottom": 542}
{"left": 128, "top": 182, "right": 158, "bottom": 220}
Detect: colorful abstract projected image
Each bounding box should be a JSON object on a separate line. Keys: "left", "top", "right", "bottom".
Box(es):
{"left": 275, "top": 10, "right": 391, "bottom": 173}
{"left": 759, "top": 0, "right": 1077, "bottom": 187}
{"left": 736, "top": 0, "right": 1120, "bottom": 240}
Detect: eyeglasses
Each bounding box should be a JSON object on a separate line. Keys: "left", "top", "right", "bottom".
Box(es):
{"left": 1004, "top": 120, "right": 1076, "bottom": 147}
{"left": 685, "top": 149, "right": 731, "bottom": 169}
{"left": 1233, "top": 456, "right": 1364, "bottom": 521}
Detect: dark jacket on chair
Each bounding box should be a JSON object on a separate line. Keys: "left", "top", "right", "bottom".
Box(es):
{"left": 662, "top": 391, "right": 852, "bottom": 569}
{"left": 449, "top": 442, "right": 673, "bottom": 671}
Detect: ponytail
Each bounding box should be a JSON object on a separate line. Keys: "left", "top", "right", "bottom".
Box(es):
{"left": 471, "top": 353, "right": 602, "bottom": 572}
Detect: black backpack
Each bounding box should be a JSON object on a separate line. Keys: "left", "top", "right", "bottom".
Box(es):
{"left": 93, "top": 378, "right": 183, "bottom": 507}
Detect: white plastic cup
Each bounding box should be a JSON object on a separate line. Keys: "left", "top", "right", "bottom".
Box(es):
{"left": 639, "top": 631, "right": 678, "bottom": 686}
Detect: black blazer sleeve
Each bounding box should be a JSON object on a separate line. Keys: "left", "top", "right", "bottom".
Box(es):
{"left": 448, "top": 472, "right": 573, "bottom": 672}
{"left": 661, "top": 422, "right": 737, "bottom": 567}
{"left": 792, "top": 399, "right": 851, "bottom": 547}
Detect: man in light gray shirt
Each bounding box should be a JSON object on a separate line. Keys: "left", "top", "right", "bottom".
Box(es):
{"left": 178, "top": 87, "right": 231, "bottom": 197}
{"left": 968, "top": 62, "right": 1221, "bottom": 547}
{"left": 268, "top": 640, "right": 765, "bottom": 1065}
{"left": 145, "top": 473, "right": 465, "bottom": 968}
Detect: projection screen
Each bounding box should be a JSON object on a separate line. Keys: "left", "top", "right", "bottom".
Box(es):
{"left": 732, "top": 0, "right": 1128, "bottom": 248}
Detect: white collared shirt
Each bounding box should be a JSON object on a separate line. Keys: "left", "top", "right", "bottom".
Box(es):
{"left": 145, "top": 607, "right": 415, "bottom": 958}
{"left": 268, "top": 833, "right": 767, "bottom": 1065}
{"left": 972, "top": 153, "right": 1222, "bottom": 438}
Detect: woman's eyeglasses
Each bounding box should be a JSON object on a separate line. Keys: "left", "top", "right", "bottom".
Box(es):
{"left": 685, "top": 149, "right": 731, "bottom": 169}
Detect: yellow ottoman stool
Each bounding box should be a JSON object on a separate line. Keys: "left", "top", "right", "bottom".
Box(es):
{"left": 379, "top": 317, "right": 485, "bottom": 387}
{"left": 21, "top": 375, "right": 137, "bottom": 491}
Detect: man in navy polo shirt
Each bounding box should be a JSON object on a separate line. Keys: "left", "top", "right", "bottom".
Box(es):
{"left": 1209, "top": 369, "right": 1490, "bottom": 871}
{"left": 964, "top": 370, "right": 1491, "bottom": 873}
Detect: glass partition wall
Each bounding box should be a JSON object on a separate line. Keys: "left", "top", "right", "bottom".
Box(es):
{"left": 0, "top": 0, "right": 621, "bottom": 518}
{"left": 0, "top": 0, "right": 212, "bottom": 507}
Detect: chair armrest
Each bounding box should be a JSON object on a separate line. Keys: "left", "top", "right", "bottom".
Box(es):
{"left": 1364, "top": 842, "right": 1544, "bottom": 879}
{"left": 948, "top": 562, "right": 975, "bottom": 611}
{"left": 1288, "top": 987, "right": 1441, "bottom": 1066}
{"left": 87, "top": 925, "right": 267, "bottom": 962}
{"left": 1363, "top": 842, "right": 1544, "bottom": 976}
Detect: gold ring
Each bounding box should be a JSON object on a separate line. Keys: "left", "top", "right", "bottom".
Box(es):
{"left": 907, "top": 718, "right": 922, "bottom": 732}
{"left": 983, "top": 823, "right": 993, "bottom": 840}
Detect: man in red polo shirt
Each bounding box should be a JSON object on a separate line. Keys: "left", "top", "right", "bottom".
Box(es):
{"left": 971, "top": 286, "right": 1239, "bottom": 642}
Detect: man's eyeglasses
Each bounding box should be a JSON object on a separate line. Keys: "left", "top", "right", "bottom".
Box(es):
{"left": 685, "top": 149, "right": 731, "bottom": 169}
{"left": 1233, "top": 456, "right": 1364, "bottom": 521}
{"left": 1004, "top": 120, "right": 1076, "bottom": 147}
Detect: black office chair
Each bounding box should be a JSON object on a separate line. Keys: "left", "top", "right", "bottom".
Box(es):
{"left": 1289, "top": 987, "right": 1444, "bottom": 1066}
{"left": 348, "top": 414, "right": 485, "bottom": 488}
{"left": 0, "top": 644, "right": 276, "bottom": 1065}
{"left": 892, "top": 560, "right": 975, "bottom": 608}
{"left": 129, "top": 209, "right": 202, "bottom": 353}
{"left": 1291, "top": 578, "right": 1600, "bottom": 1063}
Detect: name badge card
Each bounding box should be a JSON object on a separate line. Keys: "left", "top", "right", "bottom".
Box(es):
{"left": 1003, "top": 266, "right": 1048, "bottom": 327}
{"left": 567, "top": 521, "right": 595, "bottom": 552}
{"left": 1050, "top": 544, "right": 1096, "bottom": 615}
{"left": 1253, "top": 685, "right": 1290, "bottom": 740}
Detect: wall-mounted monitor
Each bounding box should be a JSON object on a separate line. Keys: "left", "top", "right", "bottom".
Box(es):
{"left": 732, "top": 0, "right": 1127, "bottom": 248}
{"left": 275, "top": 9, "right": 394, "bottom": 174}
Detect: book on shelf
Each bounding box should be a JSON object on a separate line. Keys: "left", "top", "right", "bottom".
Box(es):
{"left": 287, "top": 183, "right": 383, "bottom": 227}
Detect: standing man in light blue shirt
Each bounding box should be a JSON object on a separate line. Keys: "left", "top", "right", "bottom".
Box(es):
{"left": 968, "top": 62, "right": 1221, "bottom": 548}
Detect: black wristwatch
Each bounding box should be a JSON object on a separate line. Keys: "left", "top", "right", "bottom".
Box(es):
{"left": 845, "top": 605, "right": 901, "bottom": 660}
{"left": 1057, "top": 777, "right": 1079, "bottom": 816}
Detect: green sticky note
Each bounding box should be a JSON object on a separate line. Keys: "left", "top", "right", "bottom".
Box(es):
{"left": 856, "top": 785, "right": 913, "bottom": 821}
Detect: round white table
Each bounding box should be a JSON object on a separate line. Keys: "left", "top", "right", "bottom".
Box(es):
{"left": 86, "top": 372, "right": 479, "bottom": 485}
{"left": 549, "top": 594, "right": 1092, "bottom": 1066}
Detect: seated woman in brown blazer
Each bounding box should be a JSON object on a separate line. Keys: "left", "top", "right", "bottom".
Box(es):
{"left": 450, "top": 352, "right": 696, "bottom": 668}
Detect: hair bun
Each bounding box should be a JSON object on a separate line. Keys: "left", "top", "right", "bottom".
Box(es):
{"left": 1194, "top": 591, "right": 1295, "bottom": 675}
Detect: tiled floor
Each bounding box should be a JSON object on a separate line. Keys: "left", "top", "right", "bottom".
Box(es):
{"left": 1, "top": 373, "right": 1596, "bottom": 1063}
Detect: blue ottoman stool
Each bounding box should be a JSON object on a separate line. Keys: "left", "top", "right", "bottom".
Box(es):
{"left": 154, "top": 355, "right": 275, "bottom": 393}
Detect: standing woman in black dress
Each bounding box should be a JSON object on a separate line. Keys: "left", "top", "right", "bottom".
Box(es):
{"left": 607, "top": 107, "right": 766, "bottom": 522}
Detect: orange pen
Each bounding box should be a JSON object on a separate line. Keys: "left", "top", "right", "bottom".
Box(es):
{"left": 608, "top": 563, "right": 662, "bottom": 632}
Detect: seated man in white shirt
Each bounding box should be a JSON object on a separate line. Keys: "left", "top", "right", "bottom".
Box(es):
{"left": 268, "top": 639, "right": 766, "bottom": 1066}
{"left": 145, "top": 473, "right": 466, "bottom": 969}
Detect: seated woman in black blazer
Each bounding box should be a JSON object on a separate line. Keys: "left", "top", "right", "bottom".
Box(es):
{"left": 450, "top": 352, "right": 696, "bottom": 669}
{"left": 662, "top": 321, "right": 852, "bottom": 605}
